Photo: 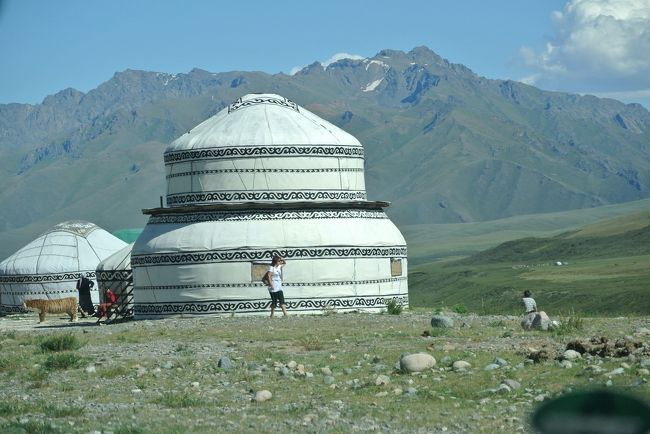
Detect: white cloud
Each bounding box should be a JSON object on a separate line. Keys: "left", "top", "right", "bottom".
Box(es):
{"left": 289, "top": 52, "right": 366, "bottom": 75}
{"left": 520, "top": 0, "right": 650, "bottom": 99}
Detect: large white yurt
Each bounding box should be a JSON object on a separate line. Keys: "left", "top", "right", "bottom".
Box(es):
{"left": 132, "top": 93, "right": 408, "bottom": 317}
{"left": 0, "top": 220, "right": 127, "bottom": 313}
{"left": 96, "top": 243, "right": 134, "bottom": 318}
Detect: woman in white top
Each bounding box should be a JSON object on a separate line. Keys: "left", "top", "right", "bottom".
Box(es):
{"left": 265, "top": 255, "right": 288, "bottom": 317}
{"left": 522, "top": 290, "right": 537, "bottom": 313}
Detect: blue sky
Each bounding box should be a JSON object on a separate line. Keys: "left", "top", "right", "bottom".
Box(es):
{"left": 1, "top": 0, "right": 649, "bottom": 107}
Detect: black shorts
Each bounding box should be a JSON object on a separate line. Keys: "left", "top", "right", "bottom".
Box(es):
{"left": 269, "top": 291, "right": 285, "bottom": 307}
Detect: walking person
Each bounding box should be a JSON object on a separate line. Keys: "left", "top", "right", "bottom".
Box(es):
{"left": 265, "top": 255, "right": 288, "bottom": 317}
{"left": 76, "top": 272, "right": 96, "bottom": 317}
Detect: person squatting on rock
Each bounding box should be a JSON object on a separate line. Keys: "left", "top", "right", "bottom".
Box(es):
{"left": 520, "top": 290, "right": 553, "bottom": 331}
{"left": 76, "top": 272, "right": 96, "bottom": 317}
{"left": 265, "top": 255, "right": 288, "bottom": 317}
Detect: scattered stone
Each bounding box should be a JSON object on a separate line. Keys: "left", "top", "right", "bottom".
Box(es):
{"left": 287, "top": 360, "right": 297, "bottom": 369}
{"left": 191, "top": 382, "right": 199, "bottom": 388}
{"left": 452, "top": 361, "right": 471, "bottom": 371}
{"left": 321, "top": 367, "right": 332, "bottom": 376}
{"left": 562, "top": 350, "right": 581, "bottom": 361}
{"left": 323, "top": 376, "right": 335, "bottom": 385}
{"left": 558, "top": 360, "right": 573, "bottom": 369}
{"left": 217, "top": 357, "right": 232, "bottom": 371}
{"left": 343, "top": 368, "right": 353, "bottom": 375}
{"left": 494, "top": 358, "right": 508, "bottom": 367}
{"left": 400, "top": 353, "right": 436, "bottom": 373}
{"left": 375, "top": 375, "right": 390, "bottom": 386}
{"left": 375, "top": 391, "right": 388, "bottom": 397}
{"left": 404, "top": 387, "right": 417, "bottom": 396}
{"left": 393, "top": 388, "right": 403, "bottom": 395}
{"left": 442, "top": 343, "right": 456, "bottom": 352}
{"left": 430, "top": 315, "right": 454, "bottom": 328}
{"left": 85, "top": 365, "right": 96, "bottom": 374}
{"left": 637, "top": 368, "right": 649, "bottom": 376}
{"left": 484, "top": 363, "right": 500, "bottom": 371}
{"left": 254, "top": 390, "right": 272, "bottom": 402}
{"left": 502, "top": 379, "right": 521, "bottom": 390}
{"left": 497, "top": 384, "right": 511, "bottom": 394}
{"left": 280, "top": 367, "right": 290, "bottom": 376}
{"left": 605, "top": 367, "right": 625, "bottom": 376}
{"left": 640, "top": 359, "right": 650, "bottom": 368}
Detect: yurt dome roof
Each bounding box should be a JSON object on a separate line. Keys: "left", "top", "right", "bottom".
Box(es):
{"left": 96, "top": 243, "right": 133, "bottom": 272}
{"left": 0, "top": 220, "right": 127, "bottom": 275}
{"left": 163, "top": 93, "right": 368, "bottom": 207}
{"left": 166, "top": 93, "right": 361, "bottom": 152}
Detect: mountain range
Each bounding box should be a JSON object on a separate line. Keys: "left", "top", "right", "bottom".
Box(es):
{"left": 1, "top": 46, "right": 649, "bottom": 260}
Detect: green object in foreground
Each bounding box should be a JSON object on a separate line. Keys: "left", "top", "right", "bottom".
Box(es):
{"left": 532, "top": 390, "right": 650, "bottom": 434}
{"left": 112, "top": 228, "right": 143, "bottom": 243}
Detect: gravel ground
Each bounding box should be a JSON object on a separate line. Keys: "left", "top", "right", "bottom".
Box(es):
{"left": 0, "top": 311, "right": 649, "bottom": 433}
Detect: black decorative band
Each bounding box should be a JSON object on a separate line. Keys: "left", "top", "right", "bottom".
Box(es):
{"left": 0, "top": 271, "right": 96, "bottom": 284}
{"left": 134, "top": 294, "right": 409, "bottom": 315}
{"left": 166, "top": 167, "right": 363, "bottom": 179}
{"left": 164, "top": 145, "right": 364, "bottom": 164}
{"left": 136, "top": 276, "right": 407, "bottom": 291}
{"left": 147, "top": 209, "right": 387, "bottom": 225}
{"left": 228, "top": 96, "right": 299, "bottom": 113}
{"left": 0, "top": 288, "right": 95, "bottom": 297}
{"left": 166, "top": 190, "right": 367, "bottom": 205}
{"left": 131, "top": 246, "right": 407, "bottom": 267}
{"left": 96, "top": 271, "right": 133, "bottom": 281}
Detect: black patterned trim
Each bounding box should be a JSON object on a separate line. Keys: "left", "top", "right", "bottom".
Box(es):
{"left": 131, "top": 246, "right": 407, "bottom": 267}
{"left": 228, "top": 96, "right": 299, "bottom": 113}
{"left": 96, "top": 270, "right": 132, "bottom": 281}
{"left": 0, "top": 271, "right": 96, "bottom": 284}
{"left": 134, "top": 294, "right": 409, "bottom": 315}
{"left": 166, "top": 167, "right": 363, "bottom": 179}
{"left": 147, "top": 209, "right": 387, "bottom": 225}
{"left": 166, "top": 190, "right": 367, "bottom": 205}
{"left": 164, "top": 145, "right": 364, "bottom": 164}
{"left": 135, "top": 276, "right": 407, "bottom": 291}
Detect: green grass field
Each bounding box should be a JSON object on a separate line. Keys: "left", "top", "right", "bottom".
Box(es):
{"left": 408, "top": 207, "right": 650, "bottom": 316}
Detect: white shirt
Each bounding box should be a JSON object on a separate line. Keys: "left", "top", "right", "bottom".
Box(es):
{"left": 267, "top": 265, "right": 283, "bottom": 293}
{"left": 523, "top": 297, "right": 537, "bottom": 313}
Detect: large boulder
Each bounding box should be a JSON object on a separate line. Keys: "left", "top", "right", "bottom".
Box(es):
{"left": 400, "top": 353, "right": 436, "bottom": 373}
{"left": 430, "top": 315, "right": 454, "bottom": 328}
{"left": 521, "top": 311, "right": 551, "bottom": 331}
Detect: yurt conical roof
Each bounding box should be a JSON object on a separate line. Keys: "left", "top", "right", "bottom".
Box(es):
{"left": 0, "top": 220, "right": 127, "bottom": 312}
{"left": 164, "top": 93, "right": 366, "bottom": 207}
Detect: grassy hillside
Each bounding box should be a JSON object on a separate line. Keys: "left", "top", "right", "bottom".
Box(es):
{"left": 408, "top": 209, "right": 650, "bottom": 315}
{"left": 402, "top": 198, "right": 650, "bottom": 265}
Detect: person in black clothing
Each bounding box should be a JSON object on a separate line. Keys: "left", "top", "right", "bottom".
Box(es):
{"left": 76, "top": 272, "right": 96, "bottom": 317}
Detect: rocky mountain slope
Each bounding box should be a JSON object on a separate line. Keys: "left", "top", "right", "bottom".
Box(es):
{"left": 1, "top": 46, "right": 649, "bottom": 259}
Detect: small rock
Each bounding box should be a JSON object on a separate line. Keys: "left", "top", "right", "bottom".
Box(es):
{"left": 217, "top": 357, "right": 232, "bottom": 371}
{"left": 605, "top": 367, "right": 625, "bottom": 376}
{"left": 640, "top": 359, "right": 650, "bottom": 368}
{"left": 85, "top": 365, "right": 96, "bottom": 374}
{"left": 163, "top": 361, "right": 173, "bottom": 369}
{"left": 375, "top": 391, "right": 388, "bottom": 397}
{"left": 563, "top": 350, "right": 581, "bottom": 361}
{"left": 494, "top": 358, "right": 508, "bottom": 367}
{"left": 321, "top": 367, "right": 332, "bottom": 376}
{"left": 558, "top": 360, "right": 573, "bottom": 369}
{"left": 375, "top": 375, "right": 390, "bottom": 386}
{"left": 501, "top": 379, "right": 521, "bottom": 390}
{"left": 400, "top": 353, "right": 436, "bottom": 373}
{"left": 484, "top": 363, "right": 500, "bottom": 371}
{"left": 131, "top": 388, "right": 142, "bottom": 394}
{"left": 637, "top": 368, "right": 649, "bottom": 376}
{"left": 255, "top": 390, "right": 272, "bottom": 402}
{"left": 287, "top": 361, "right": 297, "bottom": 369}
{"left": 452, "top": 361, "right": 471, "bottom": 371}
{"left": 497, "top": 384, "right": 511, "bottom": 394}
{"left": 323, "top": 376, "right": 335, "bottom": 385}
{"left": 393, "top": 388, "right": 403, "bottom": 395}
{"left": 191, "top": 382, "right": 199, "bottom": 388}
{"left": 280, "top": 367, "right": 291, "bottom": 376}
{"left": 404, "top": 387, "right": 417, "bottom": 396}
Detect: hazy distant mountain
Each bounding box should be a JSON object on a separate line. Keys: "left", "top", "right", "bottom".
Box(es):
{"left": 1, "top": 46, "right": 649, "bottom": 259}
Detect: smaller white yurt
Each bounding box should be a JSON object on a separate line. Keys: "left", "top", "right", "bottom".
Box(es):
{"left": 96, "top": 243, "right": 134, "bottom": 318}
{"left": 0, "top": 220, "right": 127, "bottom": 313}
